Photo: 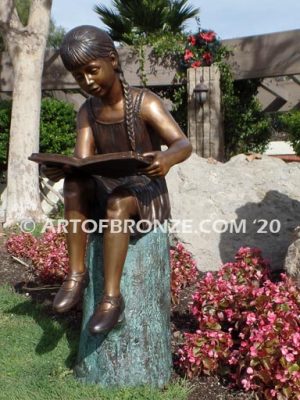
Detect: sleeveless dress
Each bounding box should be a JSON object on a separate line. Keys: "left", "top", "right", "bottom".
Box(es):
{"left": 86, "top": 88, "right": 171, "bottom": 233}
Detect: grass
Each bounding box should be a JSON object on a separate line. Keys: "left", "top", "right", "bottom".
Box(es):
{"left": 3, "top": 222, "right": 46, "bottom": 237}
{"left": 0, "top": 285, "right": 190, "bottom": 400}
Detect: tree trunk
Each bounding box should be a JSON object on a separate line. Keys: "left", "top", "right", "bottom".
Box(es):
{"left": 5, "top": 51, "right": 44, "bottom": 223}
{"left": 75, "top": 230, "right": 172, "bottom": 388}
{"left": 0, "top": 0, "right": 52, "bottom": 226}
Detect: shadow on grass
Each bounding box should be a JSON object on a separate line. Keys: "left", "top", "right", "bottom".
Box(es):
{"left": 4, "top": 293, "right": 80, "bottom": 369}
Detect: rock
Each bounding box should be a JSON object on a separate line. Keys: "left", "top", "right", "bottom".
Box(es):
{"left": 166, "top": 153, "right": 300, "bottom": 271}
{"left": 284, "top": 227, "right": 300, "bottom": 281}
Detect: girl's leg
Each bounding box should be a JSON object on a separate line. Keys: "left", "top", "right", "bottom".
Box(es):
{"left": 53, "top": 175, "right": 95, "bottom": 313}
{"left": 89, "top": 190, "right": 139, "bottom": 334}
{"left": 64, "top": 175, "right": 95, "bottom": 272}
{"left": 103, "top": 190, "right": 139, "bottom": 296}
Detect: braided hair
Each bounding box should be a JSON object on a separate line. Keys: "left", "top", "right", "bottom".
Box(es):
{"left": 60, "top": 25, "right": 136, "bottom": 151}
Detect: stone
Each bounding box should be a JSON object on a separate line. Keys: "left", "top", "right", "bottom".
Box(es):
{"left": 166, "top": 153, "right": 300, "bottom": 271}
{"left": 74, "top": 229, "right": 172, "bottom": 388}
{"left": 284, "top": 226, "right": 300, "bottom": 283}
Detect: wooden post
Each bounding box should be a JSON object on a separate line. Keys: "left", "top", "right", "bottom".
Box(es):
{"left": 74, "top": 229, "right": 172, "bottom": 388}
{"left": 187, "top": 66, "right": 224, "bottom": 161}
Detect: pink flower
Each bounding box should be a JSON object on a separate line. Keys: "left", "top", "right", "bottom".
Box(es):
{"left": 188, "top": 35, "right": 196, "bottom": 46}
{"left": 246, "top": 312, "right": 256, "bottom": 325}
{"left": 275, "top": 372, "right": 288, "bottom": 383}
{"left": 267, "top": 311, "right": 277, "bottom": 324}
{"left": 184, "top": 49, "right": 194, "bottom": 61}
{"left": 228, "top": 356, "right": 238, "bottom": 365}
{"left": 241, "top": 378, "right": 251, "bottom": 390}
{"left": 177, "top": 243, "right": 184, "bottom": 251}
{"left": 191, "top": 60, "right": 201, "bottom": 68}
{"left": 292, "top": 332, "right": 300, "bottom": 346}
{"left": 285, "top": 353, "right": 295, "bottom": 362}
{"left": 225, "top": 309, "right": 234, "bottom": 321}
{"left": 202, "top": 52, "right": 213, "bottom": 65}
{"left": 250, "top": 345, "right": 258, "bottom": 357}
{"left": 199, "top": 31, "right": 216, "bottom": 42}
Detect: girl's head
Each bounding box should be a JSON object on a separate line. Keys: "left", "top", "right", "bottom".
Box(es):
{"left": 60, "top": 25, "right": 119, "bottom": 72}
{"left": 60, "top": 26, "right": 136, "bottom": 151}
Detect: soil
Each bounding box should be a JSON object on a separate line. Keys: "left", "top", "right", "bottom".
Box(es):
{"left": 0, "top": 232, "right": 251, "bottom": 400}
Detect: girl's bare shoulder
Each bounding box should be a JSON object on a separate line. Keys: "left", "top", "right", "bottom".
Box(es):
{"left": 138, "top": 89, "right": 169, "bottom": 122}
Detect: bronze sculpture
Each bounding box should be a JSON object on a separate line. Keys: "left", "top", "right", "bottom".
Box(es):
{"left": 44, "top": 25, "right": 192, "bottom": 335}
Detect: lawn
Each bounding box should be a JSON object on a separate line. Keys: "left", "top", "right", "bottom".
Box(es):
{"left": 0, "top": 285, "right": 189, "bottom": 400}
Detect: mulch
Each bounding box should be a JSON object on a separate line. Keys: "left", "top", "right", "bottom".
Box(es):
{"left": 0, "top": 232, "right": 251, "bottom": 400}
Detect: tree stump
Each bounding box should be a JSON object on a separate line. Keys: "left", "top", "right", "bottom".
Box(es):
{"left": 74, "top": 229, "right": 172, "bottom": 388}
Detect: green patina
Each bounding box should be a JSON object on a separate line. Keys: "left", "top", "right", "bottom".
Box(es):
{"left": 75, "top": 229, "right": 172, "bottom": 388}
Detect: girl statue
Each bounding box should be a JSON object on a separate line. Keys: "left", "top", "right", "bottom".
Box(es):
{"left": 45, "top": 25, "right": 192, "bottom": 335}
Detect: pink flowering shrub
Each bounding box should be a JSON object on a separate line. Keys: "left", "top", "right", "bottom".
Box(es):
{"left": 6, "top": 229, "right": 69, "bottom": 284}
{"left": 6, "top": 232, "right": 196, "bottom": 297}
{"left": 177, "top": 247, "right": 300, "bottom": 399}
{"left": 6, "top": 233, "right": 38, "bottom": 259}
{"left": 178, "top": 329, "right": 233, "bottom": 377}
{"left": 170, "top": 242, "right": 198, "bottom": 304}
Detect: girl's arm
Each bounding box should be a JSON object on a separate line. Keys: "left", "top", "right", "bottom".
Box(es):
{"left": 140, "top": 91, "right": 192, "bottom": 178}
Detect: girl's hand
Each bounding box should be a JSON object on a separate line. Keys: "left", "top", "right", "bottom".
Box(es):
{"left": 40, "top": 165, "right": 66, "bottom": 182}
{"left": 139, "top": 151, "right": 172, "bottom": 177}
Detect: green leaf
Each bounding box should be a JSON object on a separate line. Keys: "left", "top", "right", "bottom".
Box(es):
{"left": 288, "top": 363, "right": 300, "bottom": 373}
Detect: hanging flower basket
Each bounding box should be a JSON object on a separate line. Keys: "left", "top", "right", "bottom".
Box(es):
{"left": 181, "top": 29, "right": 223, "bottom": 69}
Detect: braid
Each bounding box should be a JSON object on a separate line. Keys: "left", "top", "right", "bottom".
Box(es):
{"left": 119, "top": 71, "right": 136, "bottom": 152}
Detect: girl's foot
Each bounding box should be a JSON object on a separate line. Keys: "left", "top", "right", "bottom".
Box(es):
{"left": 89, "top": 294, "right": 125, "bottom": 335}
{"left": 53, "top": 270, "right": 89, "bottom": 313}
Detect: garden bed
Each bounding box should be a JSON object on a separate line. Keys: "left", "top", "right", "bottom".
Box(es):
{"left": 0, "top": 232, "right": 250, "bottom": 400}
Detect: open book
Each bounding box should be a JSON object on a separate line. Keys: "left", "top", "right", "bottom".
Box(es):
{"left": 29, "top": 151, "right": 153, "bottom": 178}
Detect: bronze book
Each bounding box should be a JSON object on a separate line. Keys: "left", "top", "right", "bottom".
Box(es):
{"left": 28, "top": 151, "right": 153, "bottom": 178}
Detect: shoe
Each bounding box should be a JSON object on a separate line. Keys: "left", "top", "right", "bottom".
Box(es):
{"left": 53, "top": 270, "right": 89, "bottom": 313}
{"left": 89, "top": 294, "right": 125, "bottom": 335}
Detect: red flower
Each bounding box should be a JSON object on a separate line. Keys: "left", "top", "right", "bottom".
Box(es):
{"left": 191, "top": 60, "right": 201, "bottom": 68}
{"left": 184, "top": 49, "right": 194, "bottom": 61}
{"left": 188, "top": 35, "right": 196, "bottom": 46}
{"left": 202, "top": 52, "right": 213, "bottom": 65}
{"left": 199, "top": 31, "right": 216, "bottom": 42}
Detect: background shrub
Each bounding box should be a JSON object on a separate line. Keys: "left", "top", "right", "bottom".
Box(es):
{"left": 39, "top": 97, "right": 76, "bottom": 155}
{"left": 219, "top": 70, "right": 272, "bottom": 159}
{"left": 0, "top": 97, "right": 76, "bottom": 178}
{"left": 277, "top": 110, "right": 300, "bottom": 155}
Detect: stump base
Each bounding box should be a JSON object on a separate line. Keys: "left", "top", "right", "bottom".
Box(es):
{"left": 74, "top": 229, "right": 172, "bottom": 388}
